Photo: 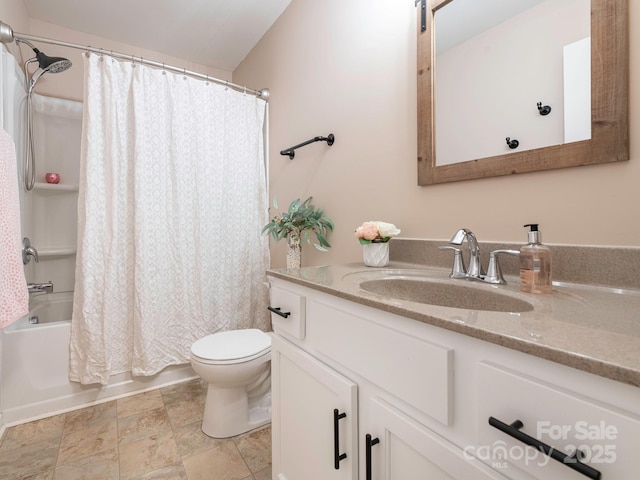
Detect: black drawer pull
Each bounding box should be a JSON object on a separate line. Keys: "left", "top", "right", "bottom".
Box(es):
{"left": 333, "top": 409, "right": 347, "bottom": 469}
{"left": 267, "top": 306, "right": 290, "bottom": 318}
{"left": 365, "top": 434, "right": 380, "bottom": 480}
{"left": 489, "top": 417, "right": 601, "bottom": 480}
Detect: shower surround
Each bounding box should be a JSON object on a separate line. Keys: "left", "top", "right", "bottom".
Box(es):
{"left": 22, "top": 93, "right": 81, "bottom": 293}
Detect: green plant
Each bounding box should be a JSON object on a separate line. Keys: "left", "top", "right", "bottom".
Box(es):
{"left": 262, "top": 197, "right": 334, "bottom": 251}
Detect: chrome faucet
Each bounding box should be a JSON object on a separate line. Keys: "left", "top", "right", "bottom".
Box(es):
{"left": 27, "top": 281, "right": 53, "bottom": 294}
{"left": 449, "top": 228, "right": 484, "bottom": 278}
{"left": 440, "top": 229, "right": 519, "bottom": 284}
{"left": 22, "top": 237, "right": 39, "bottom": 265}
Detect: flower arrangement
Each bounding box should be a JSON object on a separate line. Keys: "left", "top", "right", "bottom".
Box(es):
{"left": 262, "top": 197, "right": 334, "bottom": 251}
{"left": 355, "top": 221, "right": 401, "bottom": 244}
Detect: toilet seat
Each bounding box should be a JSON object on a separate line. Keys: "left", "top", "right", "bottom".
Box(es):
{"left": 191, "top": 329, "right": 271, "bottom": 365}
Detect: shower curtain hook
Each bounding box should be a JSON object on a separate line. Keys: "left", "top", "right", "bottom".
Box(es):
{"left": 130, "top": 54, "right": 136, "bottom": 67}
{"left": 225, "top": 81, "right": 229, "bottom": 91}
{"left": 183, "top": 68, "right": 187, "bottom": 80}
{"left": 243, "top": 86, "right": 247, "bottom": 95}
{"left": 205, "top": 75, "right": 210, "bottom": 85}
{"left": 162, "top": 63, "right": 166, "bottom": 75}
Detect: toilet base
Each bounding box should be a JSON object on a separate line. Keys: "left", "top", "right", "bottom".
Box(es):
{"left": 201, "top": 384, "right": 272, "bottom": 439}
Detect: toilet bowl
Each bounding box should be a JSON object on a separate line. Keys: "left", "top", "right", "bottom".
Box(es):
{"left": 190, "top": 328, "right": 272, "bottom": 438}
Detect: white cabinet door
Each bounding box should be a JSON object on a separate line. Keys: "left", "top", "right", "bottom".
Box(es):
{"left": 366, "top": 397, "right": 508, "bottom": 480}
{"left": 272, "top": 335, "right": 358, "bottom": 480}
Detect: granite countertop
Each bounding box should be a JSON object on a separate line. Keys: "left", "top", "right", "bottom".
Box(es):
{"left": 267, "top": 262, "right": 640, "bottom": 388}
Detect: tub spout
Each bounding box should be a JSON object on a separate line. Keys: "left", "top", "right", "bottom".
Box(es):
{"left": 27, "top": 281, "right": 53, "bottom": 294}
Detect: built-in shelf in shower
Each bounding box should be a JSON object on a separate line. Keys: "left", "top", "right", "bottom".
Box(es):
{"left": 38, "top": 247, "right": 77, "bottom": 258}
{"left": 34, "top": 182, "right": 79, "bottom": 192}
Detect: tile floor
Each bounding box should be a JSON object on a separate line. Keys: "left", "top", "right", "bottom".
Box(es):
{"left": 0, "top": 379, "right": 271, "bottom": 480}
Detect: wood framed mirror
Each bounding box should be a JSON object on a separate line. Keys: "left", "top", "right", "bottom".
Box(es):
{"left": 417, "top": 0, "right": 629, "bottom": 186}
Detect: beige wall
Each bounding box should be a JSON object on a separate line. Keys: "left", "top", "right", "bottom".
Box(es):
{"left": 0, "top": 11, "right": 232, "bottom": 102}
{"left": 234, "top": 0, "right": 640, "bottom": 268}
{"left": 3, "top": 0, "right": 637, "bottom": 269}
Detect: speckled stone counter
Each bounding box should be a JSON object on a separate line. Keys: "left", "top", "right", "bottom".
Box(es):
{"left": 267, "top": 262, "right": 640, "bottom": 388}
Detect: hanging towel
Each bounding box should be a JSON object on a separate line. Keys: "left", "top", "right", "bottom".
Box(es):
{"left": 0, "top": 126, "right": 28, "bottom": 329}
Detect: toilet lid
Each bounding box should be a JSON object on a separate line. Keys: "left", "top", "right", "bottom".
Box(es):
{"left": 191, "top": 329, "right": 271, "bottom": 362}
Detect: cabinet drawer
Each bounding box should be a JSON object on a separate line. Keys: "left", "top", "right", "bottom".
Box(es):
{"left": 306, "top": 297, "right": 453, "bottom": 425}
{"left": 269, "top": 284, "right": 306, "bottom": 340}
{"left": 476, "top": 362, "right": 640, "bottom": 479}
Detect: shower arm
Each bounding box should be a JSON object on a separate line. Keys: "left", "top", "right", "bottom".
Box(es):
{"left": 0, "top": 20, "right": 270, "bottom": 100}
{"left": 15, "top": 37, "right": 37, "bottom": 52}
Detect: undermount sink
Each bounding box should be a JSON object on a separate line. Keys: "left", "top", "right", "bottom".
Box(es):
{"left": 351, "top": 270, "right": 534, "bottom": 313}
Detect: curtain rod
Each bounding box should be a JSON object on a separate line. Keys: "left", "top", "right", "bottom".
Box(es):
{"left": 0, "top": 20, "right": 269, "bottom": 100}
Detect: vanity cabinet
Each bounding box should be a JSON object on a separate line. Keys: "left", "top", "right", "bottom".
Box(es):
{"left": 269, "top": 278, "right": 507, "bottom": 480}
{"left": 268, "top": 276, "right": 640, "bottom": 480}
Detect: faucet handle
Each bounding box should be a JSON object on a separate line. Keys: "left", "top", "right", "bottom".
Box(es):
{"left": 22, "top": 237, "right": 39, "bottom": 265}
{"left": 438, "top": 246, "right": 467, "bottom": 278}
{"left": 485, "top": 249, "right": 520, "bottom": 284}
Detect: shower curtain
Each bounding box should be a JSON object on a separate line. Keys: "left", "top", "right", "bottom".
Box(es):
{"left": 70, "top": 53, "right": 270, "bottom": 385}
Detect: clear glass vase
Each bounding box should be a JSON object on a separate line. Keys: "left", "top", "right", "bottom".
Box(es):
{"left": 286, "top": 237, "right": 302, "bottom": 270}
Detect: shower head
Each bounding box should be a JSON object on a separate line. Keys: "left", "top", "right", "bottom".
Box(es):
{"left": 29, "top": 49, "right": 72, "bottom": 88}
{"left": 16, "top": 38, "right": 72, "bottom": 91}
{"left": 33, "top": 48, "right": 72, "bottom": 73}
{"left": 17, "top": 38, "right": 72, "bottom": 74}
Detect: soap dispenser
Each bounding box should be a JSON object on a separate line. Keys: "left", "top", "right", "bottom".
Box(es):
{"left": 519, "top": 224, "right": 552, "bottom": 294}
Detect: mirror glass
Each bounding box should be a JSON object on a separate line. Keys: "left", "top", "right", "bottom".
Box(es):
{"left": 417, "top": 0, "right": 628, "bottom": 185}
{"left": 434, "top": 0, "right": 590, "bottom": 166}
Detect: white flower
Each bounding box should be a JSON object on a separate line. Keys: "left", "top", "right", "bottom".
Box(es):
{"left": 371, "top": 221, "right": 401, "bottom": 238}
{"left": 355, "top": 221, "right": 401, "bottom": 244}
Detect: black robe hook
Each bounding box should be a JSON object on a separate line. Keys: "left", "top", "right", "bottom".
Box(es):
{"left": 506, "top": 137, "right": 519, "bottom": 149}
{"left": 537, "top": 102, "right": 552, "bottom": 116}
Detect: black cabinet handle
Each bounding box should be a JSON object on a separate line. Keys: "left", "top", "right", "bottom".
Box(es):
{"left": 365, "top": 434, "right": 380, "bottom": 480}
{"left": 333, "top": 409, "right": 347, "bottom": 469}
{"left": 267, "top": 306, "right": 290, "bottom": 318}
{"left": 489, "top": 417, "right": 601, "bottom": 480}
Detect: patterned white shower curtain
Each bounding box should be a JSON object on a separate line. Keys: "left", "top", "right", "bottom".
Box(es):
{"left": 70, "top": 53, "right": 270, "bottom": 385}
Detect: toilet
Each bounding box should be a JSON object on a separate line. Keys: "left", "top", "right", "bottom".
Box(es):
{"left": 190, "top": 328, "right": 272, "bottom": 438}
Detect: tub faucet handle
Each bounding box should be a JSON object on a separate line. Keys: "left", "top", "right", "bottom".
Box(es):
{"left": 22, "top": 237, "right": 39, "bottom": 265}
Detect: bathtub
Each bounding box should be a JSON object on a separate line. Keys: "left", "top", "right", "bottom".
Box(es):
{"left": 6, "top": 291, "right": 73, "bottom": 330}
{"left": 1, "top": 292, "right": 196, "bottom": 425}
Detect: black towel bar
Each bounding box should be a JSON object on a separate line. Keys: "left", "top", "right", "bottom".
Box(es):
{"left": 280, "top": 134, "right": 334, "bottom": 159}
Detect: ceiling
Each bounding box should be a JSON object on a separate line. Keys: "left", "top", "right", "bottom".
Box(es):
{"left": 22, "top": 0, "right": 292, "bottom": 71}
